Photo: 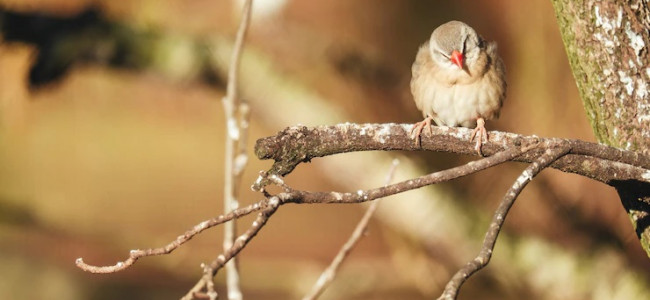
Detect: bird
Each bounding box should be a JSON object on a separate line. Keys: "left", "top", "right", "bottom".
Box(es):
{"left": 410, "top": 20, "right": 506, "bottom": 156}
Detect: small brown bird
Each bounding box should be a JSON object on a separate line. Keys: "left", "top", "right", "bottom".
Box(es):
{"left": 410, "top": 20, "right": 506, "bottom": 155}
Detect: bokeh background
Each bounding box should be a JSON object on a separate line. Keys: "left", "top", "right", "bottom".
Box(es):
{"left": 1, "top": 1, "right": 649, "bottom": 299}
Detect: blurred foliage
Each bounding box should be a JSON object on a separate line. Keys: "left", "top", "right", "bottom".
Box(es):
{"left": 0, "top": 1, "right": 648, "bottom": 299}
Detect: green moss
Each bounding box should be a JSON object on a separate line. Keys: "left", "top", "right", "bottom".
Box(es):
{"left": 552, "top": 0, "right": 650, "bottom": 259}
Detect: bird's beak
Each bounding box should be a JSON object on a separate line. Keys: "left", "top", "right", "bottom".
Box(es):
{"left": 450, "top": 50, "right": 464, "bottom": 69}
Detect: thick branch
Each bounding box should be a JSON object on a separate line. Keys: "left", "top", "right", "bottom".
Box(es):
{"left": 551, "top": 1, "right": 650, "bottom": 258}
{"left": 254, "top": 123, "right": 650, "bottom": 188}
{"left": 551, "top": 0, "right": 650, "bottom": 151}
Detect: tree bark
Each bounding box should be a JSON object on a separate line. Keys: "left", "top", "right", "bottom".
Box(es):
{"left": 551, "top": 0, "right": 650, "bottom": 257}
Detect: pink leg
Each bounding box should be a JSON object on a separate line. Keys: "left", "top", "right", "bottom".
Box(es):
{"left": 470, "top": 117, "right": 488, "bottom": 156}
{"left": 410, "top": 116, "right": 433, "bottom": 146}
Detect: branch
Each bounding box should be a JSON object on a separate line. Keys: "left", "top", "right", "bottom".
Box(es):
{"left": 254, "top": 123, "right": 650, "bottom": 189}
{"left": 181, "top": 145, "right": 527, "bottom": 298}
{"left": 221, "top": 0, "right": 254, "bottom": 299}
{"left": 212, "top": 198, "right": 279, "bottom": 272}
{"left": 75, "top": 140, "right": 529, "bottom": 275}
{"left": 75, "top": 198, "right": 268, "bottom": 274}
{"left": 280, "top": 148, "right": 527, "bottom": 205}
{"left": 78, "top": 121, "right": 641, "bottom": 299}
{"left": 437, "top": 144, "right": 571, "bottom": 300}
{"left": 183, "top": 197, "right": 281, "bottom": 300}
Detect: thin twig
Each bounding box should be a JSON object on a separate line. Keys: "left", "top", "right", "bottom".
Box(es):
{"left": 222, "top": 0, "right": 254, "bottom": 299}
{"left": 75, "top": 199, "right": 268, "bottom": 274}
{"left": 303, "top": 159, "right": 400, "bottom": 300}
{"left": 201, "top": 263, "right": 219, "bottom": 300}
{"left": 225, "top": 0, "right": 253, "bottom": 104}
{"left": 278, "top": 144, "right": 535, "bottom": 205}
{"left": 233, "top": 103, "right": 251, "bottom": 191}
{"left": 183, "top": 197, "right": 281, "bottom": 300}
{"left": 437, "top": 144, "right": 571, "bottom": 300}
{"left": 213, "top": 197, "right": 280, "bottom": 271}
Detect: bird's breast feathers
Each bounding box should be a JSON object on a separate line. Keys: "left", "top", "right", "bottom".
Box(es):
{"left": 412, "top": 50, "right": 505, "bottom": 128}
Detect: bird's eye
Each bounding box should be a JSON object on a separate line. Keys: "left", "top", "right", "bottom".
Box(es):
{"left": 477, "top": 38, "right": 485, "bottom": 49}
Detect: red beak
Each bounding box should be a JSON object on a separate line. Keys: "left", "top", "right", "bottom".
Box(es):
{"left": 450, "top": 50, "right": 464, "bottom": 69}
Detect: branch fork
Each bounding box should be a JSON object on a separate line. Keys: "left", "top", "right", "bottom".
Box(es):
{"left": 75, "top": 123, "right": 650, "bottom": 299}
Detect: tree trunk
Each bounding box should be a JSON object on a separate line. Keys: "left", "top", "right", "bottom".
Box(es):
{"left": 551, "top": 0, "right": 650, "bottom": 258}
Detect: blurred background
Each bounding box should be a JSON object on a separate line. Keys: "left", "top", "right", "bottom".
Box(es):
{"left": 1, "top": 1, "right": 649, "bottom": 299}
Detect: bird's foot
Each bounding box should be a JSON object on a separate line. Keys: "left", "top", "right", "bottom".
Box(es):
{"left": 410, "top": 116, "right": 433, "bottom": 146}
{"left": 470, "top": 118, "right": 488, "bottom": 156}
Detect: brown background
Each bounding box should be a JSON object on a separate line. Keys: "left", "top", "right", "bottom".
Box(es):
{"left": 0, "top": 1, "right": 648, "bottom": 299}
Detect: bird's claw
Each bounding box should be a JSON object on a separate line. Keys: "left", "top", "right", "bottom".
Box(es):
{"left": 410, "top": 117, "right": 433, "bottom": 147}
{"left": 470, "top": 118, "right": 488, "bottom": 156}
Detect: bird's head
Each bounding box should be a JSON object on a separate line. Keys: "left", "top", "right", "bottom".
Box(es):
{"left": 429, "top": 20, "right": 485, "bottom": 73}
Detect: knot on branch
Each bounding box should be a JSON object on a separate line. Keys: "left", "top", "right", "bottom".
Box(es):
{"left": 253, "top": 123, "right": 414, "bottom": 190}
{"left": 255, "top": 125, "right": 315, "bottom": 174}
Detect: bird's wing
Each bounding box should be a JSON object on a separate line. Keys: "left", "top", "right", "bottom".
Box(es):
{"left": 410, "top": 42, "right": 433, "bottom": 113}
{"left": 486, "top": 41, "right": 507, "bottom": 118}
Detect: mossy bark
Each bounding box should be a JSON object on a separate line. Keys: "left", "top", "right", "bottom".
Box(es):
{"left": 551, "top": 0, "right": 650, "bottom": 258}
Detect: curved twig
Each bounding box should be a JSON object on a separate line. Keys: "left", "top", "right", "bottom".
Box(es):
{"left": 277, "top": 144, "right": 534, "bottom": 205}
{"left": 437, "top": 144, "right": 571, "bottom": 300}
{"left": 303, "top": 159, "right": 400, "bottom": 300}
{"left": 75, "top": 198, "right": 269, "bottom": 274}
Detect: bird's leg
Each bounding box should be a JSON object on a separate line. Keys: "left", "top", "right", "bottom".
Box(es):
{"left": 410, "top": 116, "right": 434, "bottom": 146}
{"left": 469, "top": 117, "right": 488, "bottom": 156}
